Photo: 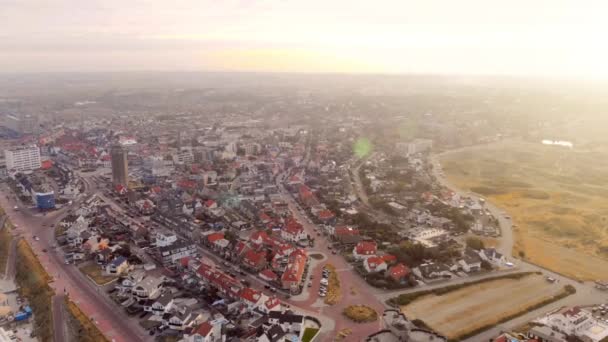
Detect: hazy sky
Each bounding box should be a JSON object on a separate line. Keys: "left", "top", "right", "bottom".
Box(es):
{"left": 2, "top": 0, "right": 607, "bottom": 78}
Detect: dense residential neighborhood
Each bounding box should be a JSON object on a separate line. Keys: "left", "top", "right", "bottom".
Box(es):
{"left": 0, "top": 74, "right": 607, "bottom": 342}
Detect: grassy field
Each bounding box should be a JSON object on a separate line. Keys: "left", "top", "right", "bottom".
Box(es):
{"left": 79, "top": 263, "right": 118, "bottom": 285}
{"left": 15, "top": 239, "right": 54, "bottom": 342}
{"left": 400, "top": 274, "right": 561, "bottom": 339}
{"left": 440, "top": 140, "right": 608, "bottom": 280}
{"left": 302, "top": 328, "right": 320, "bottom": 342}
{"left": 65, "top": 297, "right": 109, "bottom": 342}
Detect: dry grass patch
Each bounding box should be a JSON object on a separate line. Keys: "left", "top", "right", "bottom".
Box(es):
{"left": 400, "top": 274, "right": 562, "bottom": 339}
{"left": 324, "top": 264, "right": 341, "bottom": 305}
{"left": 79, "top": 263, "right": 117, "bottom": 285}
{"left": 15, "top": 239, "right": 54, "bottom": 342}
{"left": 335, "top": 328, "right": 352, "bottom": 340}
{"left": 0, "top": 224, "right": 11, "bottom": 275}
{"left": 343, "top": 305, "right": 378, "bottom": 323}
{"left": 440, "top": 140, "right": 608, "bottom": 280}
{"left": 65, "top": 297, "right": 109, "bottom": 342}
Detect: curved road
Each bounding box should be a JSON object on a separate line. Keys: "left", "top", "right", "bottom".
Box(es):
{"left": 0, "top": 179, "right": 149, "bottom": 342}
{"left": 430, "top": 151, "right": 608, "bottom": 341}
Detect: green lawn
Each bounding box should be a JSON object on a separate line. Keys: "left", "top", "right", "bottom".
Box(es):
{"left": 302, "top": 328, "right": 320, "bottom": 342}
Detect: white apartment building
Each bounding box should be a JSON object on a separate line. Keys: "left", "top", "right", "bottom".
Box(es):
{"left": 4, "top": 145, "right": 41, "bottom": 173}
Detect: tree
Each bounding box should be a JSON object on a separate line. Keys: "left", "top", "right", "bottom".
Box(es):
{"left": 466, "top": 237, "right": 485, "bottom": 251}
{"left": 224, "top": 230, "right": 238, "bottom": 243}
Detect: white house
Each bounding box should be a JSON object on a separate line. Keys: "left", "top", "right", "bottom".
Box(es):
{"left": 364, "top": 256, "right": 388, "bottom": 273}
{"left": 132, "top": 276, "right": 164, "bottom": 300}
{"left": 268, "top": 311, "right": 304, "bottom": 334}
{"left": 478, "top": 248, "right": 506, "bottom": 266}
{"left": 352, "top": 241, "right": 377, "bottom": 260}
{"left": 155, "top": 230, "right": 177, "bottom": 247}
{"left": 144, "top": 293, "right": 174, "bottom": 316}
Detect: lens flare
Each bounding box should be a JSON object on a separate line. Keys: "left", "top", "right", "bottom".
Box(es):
{"left": 353, "top": 138, "right": 373, "bottom": 158}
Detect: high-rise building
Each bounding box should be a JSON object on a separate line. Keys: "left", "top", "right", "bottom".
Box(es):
{"left": 111, "top": 145, "right": 128, "bottom": 187}
{"left": 4, "top": 145, "right": 41, "bottom": 173}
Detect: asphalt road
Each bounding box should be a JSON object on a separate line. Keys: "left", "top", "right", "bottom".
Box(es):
{"left": 0, "top": 178, "right": 150, "bottom": 342}
{"left": 52, "top": 295, "right": 68, "bottom": 342}
{"left": 275, "top": 173, "right": 386, "bottom": 340}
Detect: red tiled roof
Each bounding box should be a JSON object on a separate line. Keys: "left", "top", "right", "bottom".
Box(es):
{"left": 281, "top": 251, "right": 306, "bottom": 283}
{"left": 388, "top": 263, "right": 410, "bottom": 280}
{"left": 239, "top": 287, "right": 262, "bottom": 303}
{"left": 365, "top": 256, "right": 386, "bottom": 271}
{"left": 355, "top": 241, "right": 377, "bottom": 255}
{"left": 259, "top": 269, "right": 278, "bottom": 281}
{"left": 382, "top": 254, "right": 397, "bottom": 263}
{"left": 177, "top": 179, "right": 197, "bottom": 189}
{"left": 298, "top": 185, "right": 313, "bottom": 198}
{"left": 193, "top": 322, "right": 213, "bottom": 337}
{"left": 243, "top": 249, "right": 266, "bottom": 266}
{"left": 206, "top": 232, "right": 225, "bottom": 244}
{"left": 318, "top": 209, "right": 335, "bottom": 220}
{"left": 265, "top": 297, "right": 281, "bottom": 310}
{"left": 180, "top": 257, "right": 192, "bottom": 267}
{"left": 235, "top": 241, "right": 249, "bottom": 256}
{"left": 204, "top": 199, "right": 216, "bottom": 207}
{"left": 250, "top": 230, "right": 269, "bottom": 243}
{"left": 335, "top": 226, "right": 360, "bottom": 236}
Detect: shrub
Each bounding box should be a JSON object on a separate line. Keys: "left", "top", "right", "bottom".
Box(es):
{"left": 465, "top": 237, "right": 485, "bottom": 250}
{"left": 343, "top": 305, "right": 378, "bottom": 323}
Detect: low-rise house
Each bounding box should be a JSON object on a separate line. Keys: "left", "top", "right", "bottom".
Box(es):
{"left": 105, "top": 256, "right": 129, "bottom": 275}
{"left": 181, "top": 320, "right": 224, "bottom": 342}
{"left": 536, "top": 306, "right": 608, "bottom": 341}
{"left": 117, "top": 269, "right": 146, "bottom": 291}
{"left": 268, "top": 310, "right": 304, "bottom": 334}
{"left": 416, "top": 263, "right": 452, "bottom": 279}
{"left": 132, "top": 276, "right": 164, "bottom": 300}
{"left": 258, "top": 324, "right": 286, "bottom": 342}
{"left": 364, "top": 256, "right": 388, "bottom": 273}
{"left": 242, "top": 249, "right": 268, "bottom": 271}
{"left": 478, "top": 248, "right": 506, "bottom": 265}
{"left": 239, "top": 287, "right": 269, "bottom": 312}
{"left": 259, "top": 269, "right": 279, "bottom": 283}
{"left": 281, "top": 250, "right": 307, "bottom": 293}
{"left": 353, "top": 241, "right": 378, "bottom": 260}
{"left": 459, "top": 249, "right": 483, "bottom": 272}
{"left": 144, "top": 293, "right": 174, "bottom": 316}
{"left": 155, "top": 229, "right": 178, "bottom": 247}
{"left": 196, "top": 263, "right": 242, "bottom": 299}
{"left": 164, "top": 305, "right": 193, "bottom": 331}
{"left": 333, "top": 226, "right": 361, "bottom": 246}
{"left": 159, "top": 240, "right": 197, "bottom": 266}
{"left": 316, "top": 209, "right": 336, "bottom": 225}
{"left": 387, "top": 263, "right": 411, "bottom": 282}
{"left": 280, "top": 222, "right": 306, "bottom": 243}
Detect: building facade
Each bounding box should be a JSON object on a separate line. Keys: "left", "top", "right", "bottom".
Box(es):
{"left": 4, "top": 145, "right": 41, "bottom": 173}
{"left": 111, "top": 145, "right": 129, "bottom": 187}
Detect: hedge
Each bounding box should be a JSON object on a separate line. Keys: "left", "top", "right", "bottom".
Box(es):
{"left": 387, "top": 271, "right": 540, "bottom": 306}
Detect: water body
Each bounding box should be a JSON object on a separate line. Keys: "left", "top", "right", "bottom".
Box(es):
{"left": 542, "top": 140, "right": 573, "bottom": 148}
